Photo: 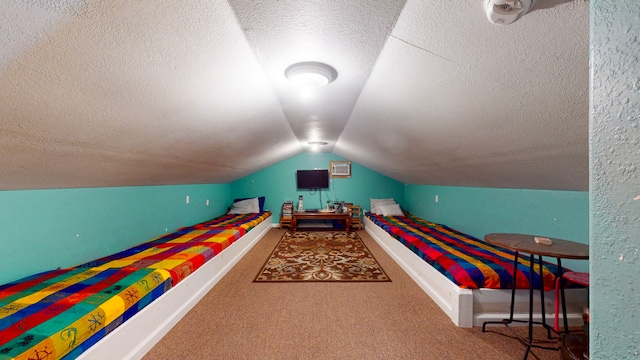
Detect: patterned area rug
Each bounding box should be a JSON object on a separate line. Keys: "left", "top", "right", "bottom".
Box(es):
{"left": 254, "top": 231, "right": 390, "bottom": 282}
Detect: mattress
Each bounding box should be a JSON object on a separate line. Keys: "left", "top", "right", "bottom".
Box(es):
{"left": 0, "top": 210, "right": 271, "bottom": 360}
{"left": 188, "top": 211, "right": 271, "bottom": 231}
{"left": 366, "top": 213, "right": 564, "bottom": 290}
{"left": 76, "top": 228, "right": 244, "bottom": 284}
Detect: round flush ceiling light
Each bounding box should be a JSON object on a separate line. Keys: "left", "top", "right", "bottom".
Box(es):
{"left": 285, "top": 62, "right": 338, "bottom": 87}
{"left": 308, "top": 141, "right": 329, "bottom": 152}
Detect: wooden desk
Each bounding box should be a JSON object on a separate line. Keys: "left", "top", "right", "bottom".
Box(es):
{"left": 291, "top": 211, "right": 351, "bottom": 232}
{"left": 482, "top": 233, "right": 589, "bottom": 360}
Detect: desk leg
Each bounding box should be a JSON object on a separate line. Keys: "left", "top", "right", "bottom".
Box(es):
{"left": 509, "top": 251, "right": 519, "bottom": 322}
{"left": 483, "top": 252, "right": 559, "bottom": 359}
{"left": 291, "top": 218, "right": 297, "bottom": 232}
{"left": 538, "top": 255, "right": 552, "bottom": 339}
{"left": 525, "top": 253, "right": 534, "bottom": 359}
{"left": 558, "top": 258, "right": 569, "bottom": 333}
{"left": 482, "top": 251, "right": 520, "bottom": 332}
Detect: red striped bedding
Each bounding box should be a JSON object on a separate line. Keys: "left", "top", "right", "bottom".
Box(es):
{"left": 366, "top": 212, "right": 565, "bottom": 290}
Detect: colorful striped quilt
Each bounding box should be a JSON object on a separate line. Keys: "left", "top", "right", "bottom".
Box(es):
{"left": 0, "top": 267, "right": 172, "bottom": 360}
{"left": 366, "top": 213, "right": 564, "bottom": 290}
{"left": 76, "top": 212, "right": 271, "bottom": 285}
{"left": 0, "top": 210, "right": 271, "bottom": 360}
{"left": 77, "top": 228, "right": 244, "bottom": 284}
{"left": 188, "top": 211, "right": 271, "bottom": 231}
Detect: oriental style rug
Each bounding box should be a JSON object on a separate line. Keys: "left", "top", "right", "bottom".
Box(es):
{"left": 254, "top": 231, "right": 390, "bottom": 282}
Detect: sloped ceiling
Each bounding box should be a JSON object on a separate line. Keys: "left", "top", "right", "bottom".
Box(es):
{"left": 0, "top": 0, "right": 589, "bottom": 191}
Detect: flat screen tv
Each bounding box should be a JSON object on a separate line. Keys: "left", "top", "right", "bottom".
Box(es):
{"left": 296, "top": 169, "right": 329, "bottom": 190}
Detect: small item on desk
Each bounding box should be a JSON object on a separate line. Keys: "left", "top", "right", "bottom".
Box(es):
{"left": 534, "top": 236, "right": 553, "bottom": 246}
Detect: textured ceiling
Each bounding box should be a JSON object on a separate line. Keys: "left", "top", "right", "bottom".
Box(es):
{"left": 0, "top": 0, "right": 589, "bottom": 191}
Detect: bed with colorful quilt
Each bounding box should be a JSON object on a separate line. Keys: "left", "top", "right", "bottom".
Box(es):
{"left": 364, "top": 211, "right": 587, "bottom": 328}
{"left": 0, "top": 210, "right": 272, "bottom": 360}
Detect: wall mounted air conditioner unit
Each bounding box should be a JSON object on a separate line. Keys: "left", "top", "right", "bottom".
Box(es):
{"left": 330, "top": 161, "right": 351, "bottom": 178}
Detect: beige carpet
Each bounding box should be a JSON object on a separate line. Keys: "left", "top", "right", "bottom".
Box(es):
{"left": 143, "top": 229, "right": 561, "bottom": 360}
{"left": 254, "top": 230, "right": 390, "bottom": 282}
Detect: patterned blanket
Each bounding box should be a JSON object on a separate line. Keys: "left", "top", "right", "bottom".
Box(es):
{"left": 188, "top": 211, "right": 271, "bottom": 231}
{"left": 367, "top": 213, "right": 564, "bottom": 290}
{"left": 0, "top": 267, "right": 172, "bottom": 360}
{"left": 0, "top": 210, "right": 271, "bottom": 360}
{"left": 77, "top": 228, "right": 244, "bottom": 284}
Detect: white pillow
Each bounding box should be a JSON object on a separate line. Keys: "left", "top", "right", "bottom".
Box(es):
{"left": 370, "top": 198, "right": 396, "bottom": 215}
{"left": 228, "top": 197, "right": 260, "bottom": 214}
{"left": 378, "top": 203, "right": 404, "bottom": 217}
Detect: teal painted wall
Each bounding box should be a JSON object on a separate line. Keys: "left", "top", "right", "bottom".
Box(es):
{"left": 230, "top": 152, "right": 405, "bottom": 222}
{"left": 404, "top": 185, "right": 589, "bottom": 272}
{"left": 0, "top": 184, "right": 230, "bottom": 285}
{"left": 590, "top": 1, "right": 640, "bottom": 357}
